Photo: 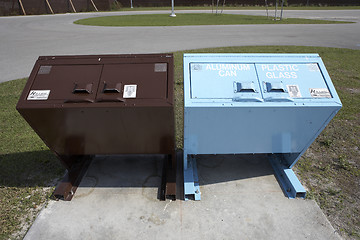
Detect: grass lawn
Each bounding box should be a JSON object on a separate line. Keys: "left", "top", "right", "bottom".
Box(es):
{"left": 0, "top": 46, "right": 359, "bottom": 239}
{"left": 74, "top": 13, "right": 352, "bottom": 26}
{"left": 0, "top": 79, "right": 64, "bottom": 239}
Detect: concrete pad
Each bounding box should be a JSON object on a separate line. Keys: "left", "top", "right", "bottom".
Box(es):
{"left": 24, "top": 155, "right": 341, "bottom": 240}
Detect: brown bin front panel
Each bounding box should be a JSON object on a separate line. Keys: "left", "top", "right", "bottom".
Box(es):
{"left": 17, "top": 54, "right": 175, "bottom": 158}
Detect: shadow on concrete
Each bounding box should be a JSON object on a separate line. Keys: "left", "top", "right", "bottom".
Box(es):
{"left": 195, "top": 154, "right": 274, "bottom": 186}
{"left": 77, "top": 152, "right": 275, "bottom": 200}
{"left": 0, "top": 150, "right": 276, "bottom": 200}
{"left": 78, "top": 152, "right": 184, "bottom": 200}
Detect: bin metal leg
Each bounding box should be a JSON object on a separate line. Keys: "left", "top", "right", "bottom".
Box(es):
{"left": 52, "top": 155, "right": 93, "bottom": 201}
{"left": 160, "top": 152, "right": 177, "bottom": 200}
{"left": 269, "top": 156, "right": 306, "bottom": 199}
{"left": 184, "top": 154, "right": 201, "bottom": 201}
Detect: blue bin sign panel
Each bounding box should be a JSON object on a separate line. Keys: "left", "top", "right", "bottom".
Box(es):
{"left": 256, "top": 63, "right": 332, "bottom": 101}
{"left": 190, "top": 63, "right": 262, "bottom": 101}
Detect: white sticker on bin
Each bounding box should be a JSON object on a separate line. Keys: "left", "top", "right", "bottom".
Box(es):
{"left": 123, "top": 85, "right": 137, "bottom": 98}
{"left": 27, "top": 90, "right": 50, "bottom": 100}
{"left": 310, "top": 88, "right": 331, "bottom": 98}
{"left": 287, "top": 85, "right": 302, "bottom": 98}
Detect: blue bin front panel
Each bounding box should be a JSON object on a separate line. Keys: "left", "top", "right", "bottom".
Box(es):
{"left": 184, "top": 106, "right": 338, "bottom": 167}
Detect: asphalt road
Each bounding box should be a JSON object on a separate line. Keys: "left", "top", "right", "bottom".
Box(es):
{"left": 0, "top": 9, "right": 359, "bottom": 83}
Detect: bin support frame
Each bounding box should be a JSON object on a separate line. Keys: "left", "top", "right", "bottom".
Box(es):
{"left": 183, "top": 153, "right": 307, "bottom": 200}
{"left": 269, "top": 155, "right": 306, "bottom": 199}
{"left": 184, "top": 154, "right": 201, "bottom": 201}
{"left": 161, "top": 151, "right": 177, "bottom": 200}
{"left": 52, "top": 155, "right": 93, "bottom": 201}
{"left": 53, "top": 153, "right": 176, "bottom": 201}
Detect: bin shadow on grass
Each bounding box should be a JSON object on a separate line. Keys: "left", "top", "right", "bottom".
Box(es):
{"left": 0, "top": 150, "right": 64, "bottom": 188}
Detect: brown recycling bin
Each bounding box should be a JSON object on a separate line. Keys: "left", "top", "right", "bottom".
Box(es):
{"left": 16, "top": 54, "right": 176, "bottom": 201}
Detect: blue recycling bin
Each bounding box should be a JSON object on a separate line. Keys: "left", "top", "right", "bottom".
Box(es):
{"left": 183, "top": 54, "right": 342, "bottom": 200}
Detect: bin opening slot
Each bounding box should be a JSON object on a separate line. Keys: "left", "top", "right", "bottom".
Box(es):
{"left": 103, "top": 82, "right": 122, "bottom": 93}
{"left": 265, "top": 82, "right": 286, "bottom": 93}
{"left": 64, "top": 99, "right": 94, "bottom": 103}
{"left": 234, "top": 82, "right": 256, "bottom": 93}
{"left": 73, "top": 83, "right": 93, "bottom": 94}
{"left": 96, "top": 98, "right": 125, "bottom": 103}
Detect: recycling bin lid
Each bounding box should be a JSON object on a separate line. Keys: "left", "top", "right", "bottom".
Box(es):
{"left": 18, "top": 54, "right": 174, "bottom": 108}
{"left": 184, "top": 53, "right": 342, "bottom": 106}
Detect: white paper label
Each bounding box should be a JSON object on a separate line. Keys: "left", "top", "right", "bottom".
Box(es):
{"left": 287, "top": 85, "right": 302, "bottom": 98}
{"left": 310, "top": 88, "right": 331, "bottom": 98}
{"left": 27, "top": 90, "right": 50, "bottom": 100}
{"left": 123, "top": 85, "right": 137, "bottom": 98}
